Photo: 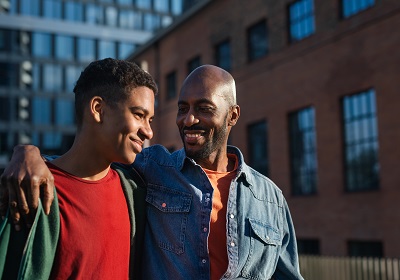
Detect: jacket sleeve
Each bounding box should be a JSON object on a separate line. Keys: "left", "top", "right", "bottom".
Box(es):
{"left": 0, "top": 192, "right": 60, "bottom": 280}
{"left": 273, "top": 199, "right": 304, "bottom": 280}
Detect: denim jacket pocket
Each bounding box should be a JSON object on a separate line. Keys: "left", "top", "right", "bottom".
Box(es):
{"left": 242, "top": 218, "right": 282, "bottom": 280}
{"left": 146, "top": 184, "right": 192, "bottom": 255}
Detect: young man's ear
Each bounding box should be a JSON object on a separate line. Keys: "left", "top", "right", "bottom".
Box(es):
{"left": 228, "top": 105, "right": 240, "bottom": 126}
{"left": 90, "top": 96, "right": 104, "bottom": 123}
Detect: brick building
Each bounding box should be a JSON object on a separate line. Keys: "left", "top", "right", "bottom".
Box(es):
{"left": 129, "top": 0, "right": 400, "bottom": 257}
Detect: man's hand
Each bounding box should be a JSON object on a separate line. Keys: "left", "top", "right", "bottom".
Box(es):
{"left": 0, "top": 145, "right": 54, "bottom": 230}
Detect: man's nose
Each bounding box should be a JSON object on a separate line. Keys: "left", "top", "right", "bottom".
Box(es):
{"left": 183, "top": 112, "right": 199, "bottom": 127}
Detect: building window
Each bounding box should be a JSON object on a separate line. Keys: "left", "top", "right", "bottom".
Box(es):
{"left": 166, "top": 71, "right": 177, "bottom": 100}
{"left": 171, "top": 0, "right": 183, "bottom": 15}
{"left": 120, "top": 10, "right": 135, "bottom": 29}
{"left": 65, "top": 65, "right": 82, "bottom": 92}
{"left": 55, "top": 35, "right": 74, "bottom": 60}
{"left": 348, "top": 240, "right": 383, "bottom": 257}
{"left": 187, "top": 56, "right": 201, "bottom": 74}
{"left": 55, "top": 99, "right": 74, "bottom": 125}
{"left": 118, "top": 42, "right": 136, "bottom": 59}
{"left": 77, "top": 38, "right": 95, "bottom": 62}
{"left": 117, "top": 0, "right": 133, "bottom": 5}
{"left": 0, "top": 132, "right": 7, "bottom": 153}
{"left": 144, "top": 13, "right": 160, "bottom": 31}
{"left": 42, "top": 132, "right": 62, "bottom": 151}
{"left": 248, "top": 120, "right": 268, "bottom": 176}
{"left": 105, "top": 6, "right": 118, "bottom": 27}
{"left": 215, "top": 40, "right": 231, "bottom": 71}
{"left": 43, "top": 64, "right": 62, "bottom": 92}
{"left": 0, "top": 29, "right": 9, "bottom": 51}
{"left": 86, "top": 4, "right": 104, "bottom": 25}
{"left": 297, "top": 239, "right": 320, "bottom": 255}
{"left": 288, "top": 0, "right": 315, "bottom": 42}
{"left": 247, "top": 19, "right": 268, "bottom": 62}
{"left": 342, "top": 0, "right": 375, "bottom": 18}
{"left": 98, "top": 40, "right": 116, "bottom": 59}
{"left": 20, "top": 0, "right": 40, "bottom": 16}
{"left": 154, "top": 0, "right": 169, "bottom": 13}
{"left": 43, "top": 0, "right": 62, "bottom": 19}
{"left": 32, "top": 96, "right": 52, "bottom": 125}
{"left": 342, "top": 89, "right": 379, "bottom": 192}
{"left": 0, "top": 97, "right": 10, "bottom": 122}
{"left": 32, "top": 32, "right": 52, "bottom": 58}
{"left": 136, "top": 0, "right": 151, "bottom": 9}
{"left": 64, "top": 1, "right": 83, "bottom": 22}
{"left": 289, "top": 107, "right": 318, "bottom": 195}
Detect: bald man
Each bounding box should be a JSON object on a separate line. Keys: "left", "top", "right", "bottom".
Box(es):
{"left": 1, "top": 65, "right": 304, "bottom": 280}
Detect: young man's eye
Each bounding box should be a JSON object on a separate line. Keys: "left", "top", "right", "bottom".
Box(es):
{"left": 134, "top": 112, "right": 144, "bottom": 119}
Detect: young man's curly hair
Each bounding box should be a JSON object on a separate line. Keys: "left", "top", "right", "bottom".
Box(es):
{"left": 73, "top": 58, "right": 158, "bottom": 127}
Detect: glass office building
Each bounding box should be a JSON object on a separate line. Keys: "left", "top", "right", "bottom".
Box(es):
{"left": 0, "top": 0, "right": 187, "bottom": 168}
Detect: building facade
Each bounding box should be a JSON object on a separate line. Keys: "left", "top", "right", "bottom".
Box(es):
{"left": 0, "top": 0, "right": 194, "bottom": 168}
{"left": 130, "top": 0, "right": 400, "bottom": 257}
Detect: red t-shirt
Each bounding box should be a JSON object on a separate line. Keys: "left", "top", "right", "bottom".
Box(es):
{"left": 47, "top": 163, "right": 130, "bottom": 279}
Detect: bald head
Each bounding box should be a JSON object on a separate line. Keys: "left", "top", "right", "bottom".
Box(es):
{"left": 181, "top": 65, "right": 237, "bottom": 106}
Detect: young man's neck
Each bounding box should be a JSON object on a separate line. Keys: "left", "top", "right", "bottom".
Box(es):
{"left": 51, "top": 137, "right": 111, "bottom": 181}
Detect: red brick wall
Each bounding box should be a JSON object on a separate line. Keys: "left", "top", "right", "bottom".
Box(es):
{"left": 131, "top": 0, "right": 400, "bottom": 257}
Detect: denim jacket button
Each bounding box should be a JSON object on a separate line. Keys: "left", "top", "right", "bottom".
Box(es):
{"left": 229, "top": 214, "right": 234, "bottom": 219}
{"left": 230, "top": 242, "right": 235, "bottom": 247}
{"left": 202, "top": 259, "right": 206, "bottom": 264}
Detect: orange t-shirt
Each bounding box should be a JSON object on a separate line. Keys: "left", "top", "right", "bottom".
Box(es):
{"left": 203, "top": 154, "right": 238, "bottom": 280}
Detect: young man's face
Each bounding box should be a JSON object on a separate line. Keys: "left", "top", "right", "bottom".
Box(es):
{"left": 100, "top": 86, "right": 155, "bottom": 164}
{"left": 176, "top": 80, "right": 231, "bottom": 161}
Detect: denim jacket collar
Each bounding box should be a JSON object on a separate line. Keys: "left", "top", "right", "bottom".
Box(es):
{"left": 174, "top": 145, "right": 253, "bottom": 187}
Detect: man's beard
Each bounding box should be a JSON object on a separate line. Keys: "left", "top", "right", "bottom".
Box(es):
{"left": 182, "top": 117, "right": 228, "bottom": 161}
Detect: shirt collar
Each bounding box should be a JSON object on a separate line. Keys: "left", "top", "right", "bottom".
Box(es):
{"left": 175, "top": 145, "right": 253, "bottom": 186}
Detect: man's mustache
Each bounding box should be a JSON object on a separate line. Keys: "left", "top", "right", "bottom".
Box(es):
{"left": 182, "top": 125, "right": 207, "bottom": 131}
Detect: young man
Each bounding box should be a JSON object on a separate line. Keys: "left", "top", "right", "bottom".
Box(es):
{"left": 1, "top": 65, "right": 304, "bottom": 279}
{"left": 0, "top": 58, "right": 156, "bottom": 279}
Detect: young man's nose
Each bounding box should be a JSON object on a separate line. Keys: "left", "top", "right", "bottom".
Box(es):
{"left": 140, "top": 122, "right": 153, "bottom": 140}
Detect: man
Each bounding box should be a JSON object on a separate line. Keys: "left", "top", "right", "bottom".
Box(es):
{"left": 1, "top": 65, "right": 303, "bottom": 279}
{"left": 0, "top": 58, "right": 156, "bottom": 279}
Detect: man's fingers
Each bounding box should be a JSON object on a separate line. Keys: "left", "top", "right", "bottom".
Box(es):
{"left": 9, "top": 200, "right": 21, "bottom": 231}
{"left": 0, "top": 183, "right": 8, "bottom": 218}
{"left": 41, "top": 182, "right": 54, "bottom": 215}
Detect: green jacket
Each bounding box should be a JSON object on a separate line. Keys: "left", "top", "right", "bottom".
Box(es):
{"left": 0, "top": 164, "right": 146, "bottom": 280}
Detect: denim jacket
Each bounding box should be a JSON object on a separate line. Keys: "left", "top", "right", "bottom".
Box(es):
{"left": 133, "top": 145, "right": 303, "bottom": 280}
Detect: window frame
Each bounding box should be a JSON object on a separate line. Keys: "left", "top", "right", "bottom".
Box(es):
{"left": 247, "top": 119, "right": 269, "bottom": 176}
{"left": 341, "top": 88, "right": 380, "bottom": 192}
{"left": 247, "top": 19, "right": 268, "bottom": 62}
{"left": 289, "top": 106, "right": 318, "bottom": 196}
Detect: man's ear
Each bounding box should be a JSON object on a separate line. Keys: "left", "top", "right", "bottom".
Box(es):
{"left": 228, "top": 105, "right": 240, "bottom": 126}
{"left": 90, "top": 96, "right": 104, "bottom": 123}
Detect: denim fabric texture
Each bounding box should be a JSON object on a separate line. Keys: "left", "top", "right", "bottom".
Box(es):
{"left": 133, "top": 145, "right": 304, "bottom": 280}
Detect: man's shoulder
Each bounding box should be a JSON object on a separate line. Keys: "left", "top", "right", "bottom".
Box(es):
{"left": 242, "top": 165, "right": 285, "bottom": 204}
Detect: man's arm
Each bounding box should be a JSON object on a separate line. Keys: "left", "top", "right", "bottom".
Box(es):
{"left": 0, "top": 145, "right": 54, "bottom": 229}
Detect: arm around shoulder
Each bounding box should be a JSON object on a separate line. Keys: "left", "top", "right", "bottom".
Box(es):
{"left": 0, "top": 145, "right": 54, "bottom": 229}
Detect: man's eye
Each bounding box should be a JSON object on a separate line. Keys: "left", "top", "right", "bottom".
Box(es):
{"left": 199, "top": 107, "right": 213, "bottom": 112}
{"left": 178, "top": 107, "right": 188, "bottom": 114}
